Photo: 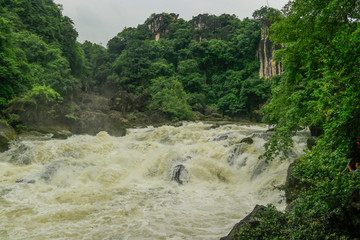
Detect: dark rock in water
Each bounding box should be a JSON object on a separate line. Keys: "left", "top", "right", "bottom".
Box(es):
{"left": 215, "top": 135, "right": 228, "bottom": 141}
{"left": 251, "top": 160, "right": 267, "bottom": 179}
{"left": 240, "top": 137, "right": 254, "bottom": 144}
{"left": 0, "top": 121, "right": 18, "bottom": 152}
{"left": 220, "top": 205, "right": 267, "bottom": 240}
{"left": 227, "top": 144, "right": 246, "bottom": 166}
{"left": 8, "top": 142, "right": 32, "bottom": 165}
{"left": 212, "top": 134, "right": 229, "bottom": 141}
{"left": 15, "top": 178, "right": 35, "bottom": 184}
{"left": 252, "top": 132, "right": 272, "bottom": 141}
{"left": 171, "top": 164, "right": 188, "bottom": 185}
{"left": 40, "top": 161, "right": 64, "bottom": 181}
{"left": 52, "top": 130, "right": 73, "bottom": 139}
{"left": 16, "top": 160, "right": 64, "bottom": 184}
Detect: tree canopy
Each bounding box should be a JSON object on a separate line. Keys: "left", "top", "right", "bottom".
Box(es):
{"left": 256, "top": 0, "right": 360, "bottom": 238}
{"left": 0, "top": 0, "right": 85, "bottom": 105}
{"left": 96, "top": 13, "right": 270, "bottom": 119}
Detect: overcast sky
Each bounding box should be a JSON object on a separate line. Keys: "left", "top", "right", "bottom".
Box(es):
{"left": 53, "top": 0, "right": 289, "bottom": 46}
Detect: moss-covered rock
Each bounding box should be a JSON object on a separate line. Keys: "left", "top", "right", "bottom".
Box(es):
{"left": 220, "top": 205, "right": 286, "bottom": 240}
{"left": 240, "top": 137, "right": 254, "bottom": 144}
{"left": 0, "top": 120, "right": 18, "bottom": 152}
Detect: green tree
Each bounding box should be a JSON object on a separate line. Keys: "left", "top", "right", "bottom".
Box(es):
{"left": 149, "top": 77, "right": 193, "bottom": 120}
{"left": 0, "top": 16, "right": 30, "bottom": 101}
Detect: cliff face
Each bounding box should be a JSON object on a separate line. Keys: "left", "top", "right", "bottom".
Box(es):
{"left": 192, "top": 14, "right": 221, "bottom": 41}
{"left": 147, "top": 13, "right": 179, "bottom": 41}
{"left": 258, "top": 24, "right": 283, "bottom": 80}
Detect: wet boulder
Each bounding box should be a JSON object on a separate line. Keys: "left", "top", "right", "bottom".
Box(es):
{"left": 15, "top": 160, "right": 64, "bottom": 184}
{"left": 0, "top": 121, "right": 18, "bottom": 152}
{"left": 40, "top": 161, "right": 64, "bottom": 181}
{"left": 171, "top": 164, "right": 188, "bottom": 185}
{"left": 8, "top": 142, "right": 32, "bottom": 165}
{"left": 227, "top": 144, "right": 246, "bottom": 166}
{"left": 220, "top": 205, "right": 267, "bottom": 240}
{"left": 52, "top": 130, "right": 73, "bottom": 139}
{"left": 240, "top": 137, "right": 254, "bottom": 144}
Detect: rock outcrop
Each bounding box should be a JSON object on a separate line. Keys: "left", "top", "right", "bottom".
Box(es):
{"left": 258, "top": 23, "right": 283, "bottom": 80}
{"left": 285, "top": 161, "right": 302, "bottom": 205}
{"left": 147, "top": 13, "right": 179, "bottom": 41}
{"left": 0, "top": 121, "right": 18, "bottom": 152}
{"left": 221, "top": 205, "right": 277, "bottom": 240}
{"left": 5, "top": 90, "right": 169, "bottom": 137}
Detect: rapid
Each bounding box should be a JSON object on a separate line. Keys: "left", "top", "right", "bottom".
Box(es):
{"left": 0, "top": 122, "right": 309, "bottom": 239}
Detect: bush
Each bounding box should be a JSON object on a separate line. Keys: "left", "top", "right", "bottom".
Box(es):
{"left": 149, "top": 77, "right": 194, "bottom": 120}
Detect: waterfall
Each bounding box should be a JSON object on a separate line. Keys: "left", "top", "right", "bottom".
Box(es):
{"left": 0, "top": 122, "right": 309, "bottom": 239}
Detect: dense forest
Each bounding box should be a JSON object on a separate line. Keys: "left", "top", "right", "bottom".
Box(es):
{"left": 0, "top": 0, "right": 270, "bottom": 122}
{"left": 1, "top": 0, "right": 360, "bottom": 239}
{"left": 236, "top": 0, "right": 360, "bottom": 239}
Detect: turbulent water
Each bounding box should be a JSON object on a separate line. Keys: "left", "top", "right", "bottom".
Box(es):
{"left": 0, "top": 122, "right": 309, "bottom": 240}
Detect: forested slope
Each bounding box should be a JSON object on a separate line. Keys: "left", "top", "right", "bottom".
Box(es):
{"left": 83, "top": 12, "right": 270, "bottom": 120}
{"left": 232, "top": 0, "right": 360, "bottom": 239}
{"left": 1, "top": 1, "right": 270, "bottom": 123}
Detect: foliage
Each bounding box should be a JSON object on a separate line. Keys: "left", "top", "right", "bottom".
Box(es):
{"left": 0, "top": 0, "right": 84, "bottom": 109}
{"left": 234, "top": 205, "right": 288, "bottom": 240}
{"left": 65, "top": 113, "right": 78, "bottom": 120}
{"left": 2, "top": 2, "right": 271, "bottom": 121}
{"left": 148, "top": 77, "right": 193, "bottom": 120}
{"left": 260, "top": 0, "right": 360, "bottom": 238}
{"left": 19, "top": 84, "right": 62, "bottom": 106}
{"left": 252, "top": 6, "right": 283, "bottom": 26}
{"left": 104, "top": 13, "right": 268, "bottom": 119}
{"left": 82, "top": 41, "right": 110, "bottom": 91}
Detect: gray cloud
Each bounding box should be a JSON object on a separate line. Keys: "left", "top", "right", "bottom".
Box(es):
{"left": 54, "top": 0, "right": 289, "bottom": 45}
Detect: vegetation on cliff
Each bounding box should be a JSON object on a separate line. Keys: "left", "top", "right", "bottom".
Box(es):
{"left": 235, "top": 0, "right": 360, "bottom": 239}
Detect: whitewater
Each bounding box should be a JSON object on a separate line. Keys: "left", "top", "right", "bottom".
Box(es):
{"left": 0, "top": 122, "right": 309, "bottom": 239}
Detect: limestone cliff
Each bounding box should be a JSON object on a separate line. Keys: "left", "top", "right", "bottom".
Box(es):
{"left": 258, "top": 23, "right": 283, "bottom": 80}
{"left": 147, "top": 13, "right": 179, "bottom": 41}
{"left": 192, "top": 14, "right": 221, "bottom": 41}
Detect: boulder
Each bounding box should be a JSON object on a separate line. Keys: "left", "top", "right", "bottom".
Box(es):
{"left": 220, "top": 205, "right": 267, "bottom": 240}
{"left": 285, "top": 161, "right": 310, "bottom": 205}
{"left": 171, "top": 164, "right": 188, "bottom": 185}
{"left": 0, "top": 121, "right": 18, "bottom": 152}
{"left": 285, "top": 162, "right": 300, "bottom": 204}
{"left": 240, "top": 137, "right": 254, "bottom": 144}
{"left": 71, "top": 110, "right": 125, "bottom": 136}
{"left": 213, "top": 134, "right": 229, "bottom": 141}
{"left": 52, "top": 130, "right": 73, "bottom": 139}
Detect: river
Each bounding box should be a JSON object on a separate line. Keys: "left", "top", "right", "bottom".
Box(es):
{"left": 0, "top": 122, "right": 309, "bottom": 239}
